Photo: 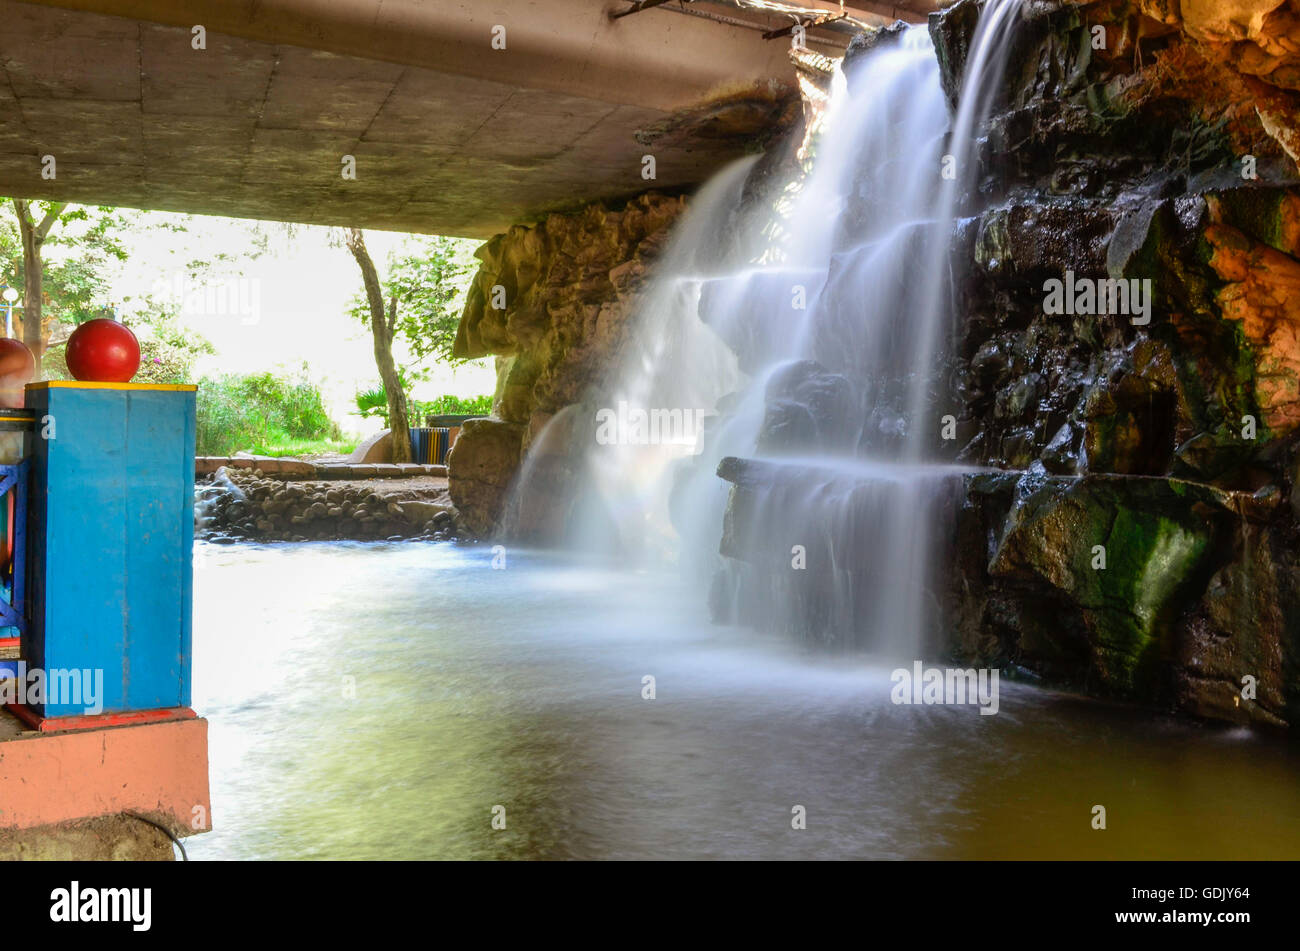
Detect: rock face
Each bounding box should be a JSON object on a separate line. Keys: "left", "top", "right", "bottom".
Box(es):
{"left": 1132, "top": 0, "right": 1300, "bottom": 161}
{"left": 447, "top": 192, "right": 686, "bottom": 536}
{"left": 923, "top": 0, "right": 1300, "bottom": 727}
{"left": 445, "top": 419, "right": 525, "bottom": 537}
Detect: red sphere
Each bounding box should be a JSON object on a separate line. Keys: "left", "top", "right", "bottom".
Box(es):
{"left": 66, "top": 318, "right": 140, "bottom": 383}
{"left": 0, "top": 337, "right": 35, "bottom": 409}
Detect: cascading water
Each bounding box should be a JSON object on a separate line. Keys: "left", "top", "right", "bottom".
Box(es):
{"left": 505, "top": 155, "right": 766, "bottom": 561}
{"left": 195, "top": 468, "right": 247, "bottom": 534}
{"left": 557, "top": 1, "right": 1023, "bottom": 658}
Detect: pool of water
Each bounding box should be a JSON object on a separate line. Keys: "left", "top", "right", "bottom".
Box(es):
{"left": 188, "top": 541, "right": 1300, "bottom": 860}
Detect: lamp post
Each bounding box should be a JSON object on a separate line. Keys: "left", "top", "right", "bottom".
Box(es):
{"left": 1, "top": 287, "right": 19, "bottom": 338}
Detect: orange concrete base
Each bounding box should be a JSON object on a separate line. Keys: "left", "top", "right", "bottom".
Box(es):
{"left": 0, "top": 712, "right": 211, "bottom": 835}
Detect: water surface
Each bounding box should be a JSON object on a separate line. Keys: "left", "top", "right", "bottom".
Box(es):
{"left": 188, "top": 542, "right": 1300, "bottom": 860}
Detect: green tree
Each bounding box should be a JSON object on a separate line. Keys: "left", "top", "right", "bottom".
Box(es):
{"left": 1, "top": 201, "right": 134, "bottom": 366}
{"left": 384, "top": 236, "right": 478, "bottom": 364}
{"left": 343, "top": 230, "right": 477, "bottom": 463}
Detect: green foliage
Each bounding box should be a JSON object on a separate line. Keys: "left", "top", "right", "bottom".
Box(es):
{"left": 347, "top": 234, "right": 479, "bottom": 365}
{"left": 354, "top": 380, "right": 491, "bottom": 425}
{"left": 353, "top": 383, "right": 388, "bottom": 421}
{"left": 0, "top": 201, "right": 136, "bottom": 326}
{"left": 421, "top": 393, "right": 493, "bottom": 416}
{"left": 130, "top": 305, "right": 216, "bottom": 384}
{"left": 242, "top": 436, "right": 358, "bottom": 458}
{"left": 352, "top": 366, "right": 418, "bottom": 423}
{"left": 197, "top": 368, "right": 342, "bottom": 456}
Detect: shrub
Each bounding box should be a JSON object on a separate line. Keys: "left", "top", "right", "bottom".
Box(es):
{"left": 353, "top": 383, "right": 493, "bottom": 425}
{"left": 132, "top": 310, "right": 214, "bottom": 384}
{"left": 420, "top": 393, "right": 493, "bottom": 416}
{"left": 197, "top": 369, "right": 342, "bottom": 456}
{"left": 353, "top": 383, "right": 387, "bottom": 421}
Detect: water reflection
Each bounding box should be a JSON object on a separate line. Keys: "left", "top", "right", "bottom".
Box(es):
{"left": 189, "top": 543, "right": 1300, "bottom": 860}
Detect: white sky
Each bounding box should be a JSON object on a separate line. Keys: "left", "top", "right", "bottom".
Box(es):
{"left": 93, "top": 211, "right": 496, "bottom": 436}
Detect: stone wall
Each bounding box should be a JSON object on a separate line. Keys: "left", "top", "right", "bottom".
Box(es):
{"left": 196, "top": 455, "right": 446, "bottom": 480}
{"left": 197, "top": 466, "right": 462, "bottom": 543}
{"left": 446, "top": 192, "right": 686, "bottom": 536}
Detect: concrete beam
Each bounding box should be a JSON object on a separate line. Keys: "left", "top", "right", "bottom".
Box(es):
{"left": 26, "top": 1, "right": 935, "bottom": 107}
{"left": 0, "top": 0, "right": 937, "bottom": 235}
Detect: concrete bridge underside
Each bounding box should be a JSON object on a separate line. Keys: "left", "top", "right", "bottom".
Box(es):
{"left": 0, "top": 0, "right": 938, "bottom": 236}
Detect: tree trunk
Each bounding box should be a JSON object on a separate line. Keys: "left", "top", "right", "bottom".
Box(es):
{"left": 345, "top": 227, "right": 411, "bottom": 463}
{"left": 10, "top": 199, "right": 64, "bottom": 371}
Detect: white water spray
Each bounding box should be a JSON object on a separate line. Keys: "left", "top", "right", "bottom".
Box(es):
{"left": 556, "top": 2, "right": 1023, "bottom": 655}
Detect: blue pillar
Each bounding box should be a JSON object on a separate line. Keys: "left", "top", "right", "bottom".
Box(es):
{"left": 23, "top": 382, "right": 196, "bottom": 719}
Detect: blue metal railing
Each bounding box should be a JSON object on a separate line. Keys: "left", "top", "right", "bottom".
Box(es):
{"left": 0, "top": 459, "right": 28, "bottom": 638}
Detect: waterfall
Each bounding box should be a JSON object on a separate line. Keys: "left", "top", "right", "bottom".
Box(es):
{"left": 561, "top": 1, "right": 1022, "bottom": 656}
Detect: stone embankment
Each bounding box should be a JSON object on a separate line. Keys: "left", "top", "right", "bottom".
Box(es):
{"left": 195, "top": 455, "right": 447, "bottom": 480}
{"left": 195, "top": 464, "right": 471, "bottom": 544}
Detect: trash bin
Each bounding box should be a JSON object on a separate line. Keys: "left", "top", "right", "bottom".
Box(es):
{"left": 408, "top": 427, "right": 452, "bottom": 465}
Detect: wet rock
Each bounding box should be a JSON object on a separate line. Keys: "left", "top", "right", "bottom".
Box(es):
{"left": 1172, "top": 520, "right": 1298, "bottom": 727}
{"left": 449, "top": 192, "right": 687, "bottom": 536}
{"left": 447, "top": 418, "right": 526, "bottom": 536}
{"left": 928, "top": 0, "right": 983, "bottom": 111}
{"left": 984, "top": 473, "right": 1234, "bottom": 695}
{"left": 843, "top": 21, "right": 912, "bottom": 87}
{"left": 975, "top": 204, "right": 1115, "bottom": 278}
{"left": 1040, "top": 422, "right": 1080, "bottom": 474}
{"left": 756, "top": 360, "right": 858, "bottom": 455}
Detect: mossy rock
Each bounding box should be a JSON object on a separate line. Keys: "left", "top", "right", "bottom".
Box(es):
{"left": 989, "top": 473, "right": 1224, "bottom": 695}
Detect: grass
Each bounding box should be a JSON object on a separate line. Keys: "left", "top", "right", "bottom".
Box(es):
{"left": 245, "top": 436, "right": 359, "bottom": 458}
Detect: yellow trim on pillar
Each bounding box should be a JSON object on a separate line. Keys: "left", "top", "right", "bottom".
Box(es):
{"left": 25, "top": 381, "right": 198, "bottom": 392}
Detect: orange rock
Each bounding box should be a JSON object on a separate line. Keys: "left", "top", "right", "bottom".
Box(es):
{"left": 1206, "top": 220, "right": 1300, "bottom": 432}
